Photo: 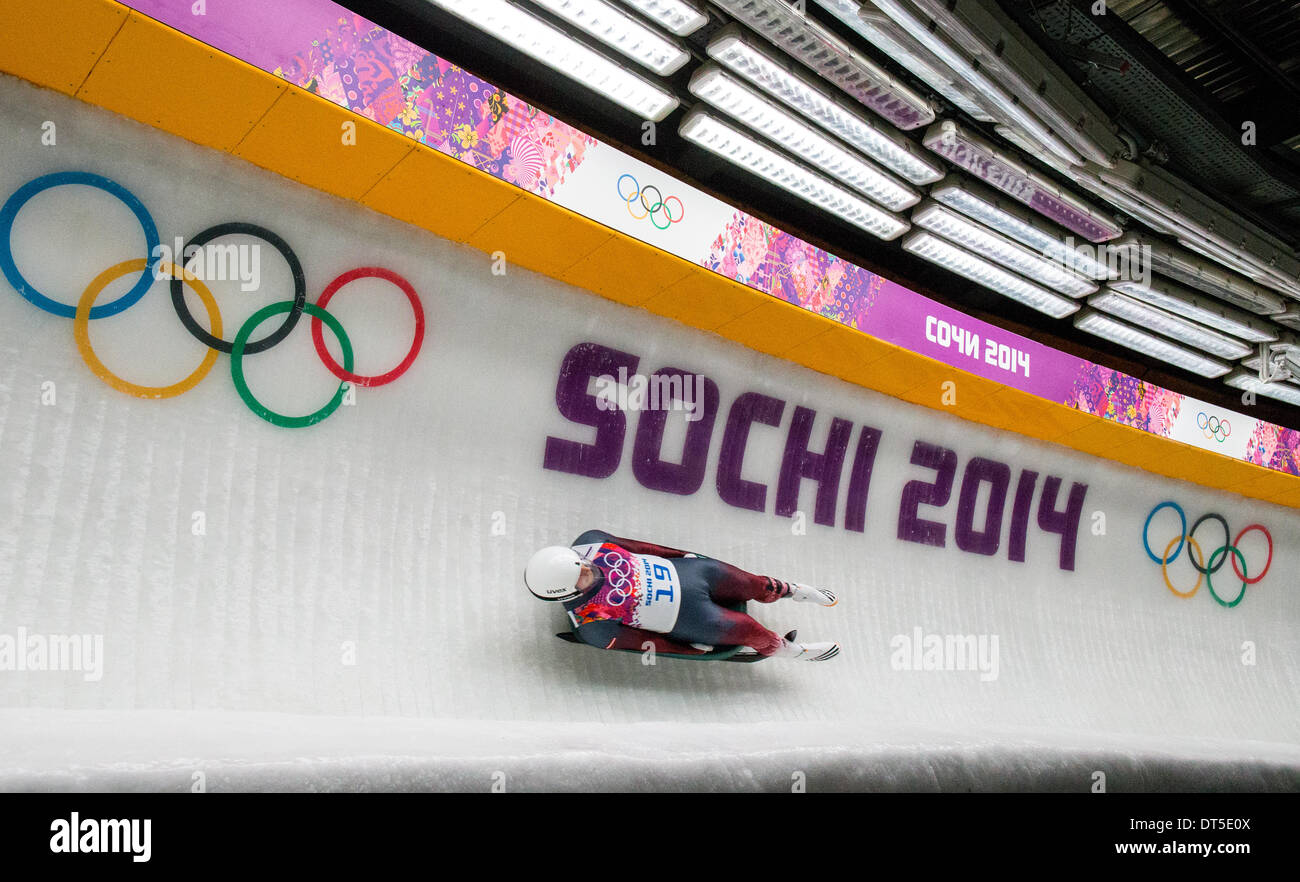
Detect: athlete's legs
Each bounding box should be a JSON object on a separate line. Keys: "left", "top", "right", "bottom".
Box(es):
{"left": 667, "top": 559, "right": 792, "bottom": 655}
{"left": 713, "top": 607, "right": 785, "bottom": 654}
{"left": 683, "top": 558, "right": 792, "bottom": 605}
{"left": 669, "top": 599, "right": 785, "bottom": 655}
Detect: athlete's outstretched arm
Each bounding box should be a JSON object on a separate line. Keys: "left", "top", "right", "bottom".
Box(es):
{"left": 610, "top": 536, "right": 692, "bottom": 558}
{"left": 572, "top": 528, "right": 692, "bottom": 558}
{"left": 575, "top": 621, "right": 707, "bottom": 654}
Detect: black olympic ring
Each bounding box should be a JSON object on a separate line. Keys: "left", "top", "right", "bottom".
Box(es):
{"left": 639, "top": 184, "right": 663, "bottom": 215}
{"left": 1187, "top": 513, "right": 1229, "bottom": 575}
{"left": 169, "top": 222, "right": 307, "bottom": 355}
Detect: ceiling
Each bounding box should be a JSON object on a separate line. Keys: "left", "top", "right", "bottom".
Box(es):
{"left": 341, "top": 0, "right": 1300, "bottom": 430}
{"left": 1014, "top": 0, "right": 1300, "bottom": 238}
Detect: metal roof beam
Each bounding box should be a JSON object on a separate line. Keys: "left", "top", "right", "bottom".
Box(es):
{"left": 1160, "top": 0, "right": 1300, "bottom": 147}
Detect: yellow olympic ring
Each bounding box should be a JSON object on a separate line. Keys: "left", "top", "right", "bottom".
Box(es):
{"left": 73, "top": 260, "right": 223, "bottom": 399}
{"left": 1161, "top": 534, "right": 1203, "bottom": 598}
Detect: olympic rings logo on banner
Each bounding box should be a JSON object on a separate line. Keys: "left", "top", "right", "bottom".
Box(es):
{"left": 1141, "top": 501, "right": 1273, "bottom": 608}
{"left": 616, "top": 174, "right": 684, "bottom": 231}
{"left": 1197, "top": 412, "right": 1231, "bottom": 442}
{"left": 0, "top": 172, "right": 425, "bottom": 429}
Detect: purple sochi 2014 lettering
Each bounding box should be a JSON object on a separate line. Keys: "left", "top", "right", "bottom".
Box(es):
{"left": 543, "top": 343, "right": 1084, "bottom": 570}
{"left": 543, "top": 342, "right": 638, "bottom": 479}
{"left": 955, "top": 457, "right": 1012, "bottom": 556}
{"left": 844, "top": 426, "right": 882, "bottom": 534}
{"left": 891, "top": 443, "right": 1086, "bottom": 569}
{"left": 716, "top": 392, "right": 786, "bottom": 513}
{"left": 776, "top": 407, "right": 853, "bottom": 527}
{"left": 1007, "top": 470, "right": 1039, "bottom": 563}
{"left": 1038, "top": 476, "right": 1088, "bottom": 571}
{"left": 631, "top": 368, "right": 720, "bottom": 495}
{"left": 897, "top": 441, "right": 957, "bottom": 548}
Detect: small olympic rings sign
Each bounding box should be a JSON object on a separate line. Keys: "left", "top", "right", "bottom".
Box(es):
{"left": 616, "top": 174, "right": 684, "bottom": 231}
{"left": 1141, "top": 501, "right": 1273, "bottom": 608}
{"left": 0, "top": 172, "right": 425, "bottom": 429}
{"left": 1197, "top": 412, "right": 1231, "bottom": 442}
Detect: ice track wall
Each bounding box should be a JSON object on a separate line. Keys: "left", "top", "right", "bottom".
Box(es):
{"left": 0, "top": 77, "right": 1297, "bottom": 790}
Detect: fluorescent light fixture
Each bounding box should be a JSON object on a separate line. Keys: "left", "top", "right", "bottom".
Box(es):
{"left": 1087, "top": 291, "right": 1253, "bottom": 360}
{"left": 1095, "top": 158, "right": 1300, "bottom": 298}
{"left": 1275, "top": 305, "right": 1300, "bottom": 332}
{"left": 426, "top": 0, "right": 679, "bottom": 120}
{"left": 1176, "top": 236, "right": 1272, "bottom": 282}
{"left": 929, "top": 175, "right": 1113, "bottom": 280}
{"left": 923, "top": 121, "right": 1123, "bottom": 243}
{"left": 1241, "top": 336, "right": 1300, "bottom": 374}
{"left": 679, "top": 108, "right": 910, "bottom": 240}
{"left": 886, "top": 0, "right": 1124, "bottom": 167}
{"left": 706, "top": 26, "right": 944, "bottom": 185}
{"left": 859, "top": 0, "right": 1095, "bottom": 167}
{"left": 614, "top": 0, "right": 707, "bottom": 36}
{"left": 1224, "top": 369, "right": 1300, "bottom": 406}
{"left": 1107, "top": 232, "right": 1288, "bottom": 316}
{"left": 912, "top": 200, "right": 1097, "bottom": 297}
{"left": 708, "top": 0, "right": 935, "bottom": 130}
{"left": 811, "top": 0, "right": 995, "bottom": 122}
{"left": 1073, "top": 309, "right": 1233, "bottom": 378}
{"left": 1066, "top": 162, "right": 1177, "bottom": 239}
{"left": 527, "top": 0, "right": 690, "bottom": 75}
{"left": 688, "top": 66, "right": 920, "bottom": 210}
{"left": 993, "top": 124, "right": 1076, "bottom": 176}
{"left": 1107, "top": 276, "right": 1279, "bottom": 344}
{"left": 901, "top": 230, "right": 1080, "bottom": 318}
{"left": 1240, "top": 337, "right": 1300, "bottom": 394}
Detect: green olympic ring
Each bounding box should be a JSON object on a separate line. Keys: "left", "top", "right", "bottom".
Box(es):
{"left": 231, "top": 302, "right": 354, "bottom": 429}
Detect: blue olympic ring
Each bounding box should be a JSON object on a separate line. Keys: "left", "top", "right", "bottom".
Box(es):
{"left": 0, "top": 172, "right": 160, "bottom": 319}
{"left": 1142, "top": 500, "right": 1186, "bottom": 565}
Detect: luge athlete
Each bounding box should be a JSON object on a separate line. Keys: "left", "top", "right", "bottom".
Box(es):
{"left": 525, "top": 529, "right": 839, "bottom": 661}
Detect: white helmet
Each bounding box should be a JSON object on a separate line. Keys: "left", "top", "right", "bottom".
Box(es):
{"left": 524, "top": 546, "right": 586, "bottom": 601}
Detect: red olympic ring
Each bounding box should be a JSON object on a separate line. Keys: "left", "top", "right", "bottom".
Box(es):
{"left": 1230, "top": 524, "right": 1272, "bottom": 585}
{"left": 310, "top": 267, "right": 425, "bottom": 387}
{"left": 662, "top": 195, "right": 685, "bottom": 224}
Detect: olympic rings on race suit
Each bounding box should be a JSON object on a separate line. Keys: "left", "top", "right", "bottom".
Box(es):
{"left": 594, "top": 547, "right": 637, "bottom": 607}
{"left": 1142, "top": 501, "right": 1273, "bottom": 608}
{"left": 0, "top": 172, "right": 425, "bottom": 428}
{"left": 1197, "top": 411, "right": 1231, "bottom": 442}
{"left": 616, "top": 174, "right": 684, "bottom": 230}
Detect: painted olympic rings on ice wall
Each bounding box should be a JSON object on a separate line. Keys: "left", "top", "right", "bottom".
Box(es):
{"left": 616, "top": 174, "right": 684, "bottom": 230}
{"left": 0, "top": 172, "right": 425, "bottom": 428}
{"left": 1142, "top": 501, "right": 1273, "bottom": 608}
